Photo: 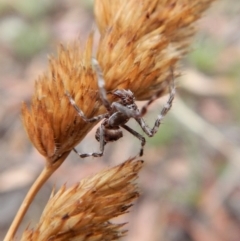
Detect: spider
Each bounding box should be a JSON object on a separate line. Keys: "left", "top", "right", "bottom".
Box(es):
{"left": 66, "top": 58, "right": 175, "bottom": 158}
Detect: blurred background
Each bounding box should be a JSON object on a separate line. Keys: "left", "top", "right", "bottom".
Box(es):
{"left": 0, "top": 0, "right": 240, "bottom": 240}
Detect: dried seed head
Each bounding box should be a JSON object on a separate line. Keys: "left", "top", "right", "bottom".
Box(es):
{"left": 21, "top": 36, "right": 103, "bottom": 163}
{"left": 94, "top": 0, "right": 215, "bottom": 100}
{"left": 20, "top": 158, "right": 143, "bottom": 241}
{"left": 22, "top": 0, "right": 215, "bottom": 162}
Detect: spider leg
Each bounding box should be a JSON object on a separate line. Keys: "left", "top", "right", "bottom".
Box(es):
{"left": 66, "top": 91, "right": 108, "bottom": 123}
{"left": 121, "top": 124, "right": 146, "bottom": 156}
{"left": 137, "top": 69, "right": 176, "bottom": 137}
{"left": 111, "top": 102, "right": 139, "bottom": 118}
{"left": 140, "top": 68, "right": 175, "bottom": 116}
{"left": 73, "top": 124, "right": 106, "bottom": 158}
{"left": 92, "top": 58, "right": 111, "bottom": 112}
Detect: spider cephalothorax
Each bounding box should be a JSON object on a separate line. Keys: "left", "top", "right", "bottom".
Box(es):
{"left": 113, "top": 89, "right": 135, "bottom": 105}
{"left": 94, "top": 90, "right": 137, "bottom": 145}
{"left": 112, "top": 89, "right": 138, "bottom": 113}
{"left": 66, "top": 58, "right": 175, "bottom": 158}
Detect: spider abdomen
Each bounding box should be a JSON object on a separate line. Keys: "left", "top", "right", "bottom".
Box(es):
{"left": 95, "top": 126, "right": 123, "bottom": 143}
{"left": 108, "top": 112, "right": 130, "bottom": 127}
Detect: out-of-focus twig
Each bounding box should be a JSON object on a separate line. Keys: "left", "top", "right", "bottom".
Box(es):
{"left": 172, "top": 96, "right": 240, "bottom": 215}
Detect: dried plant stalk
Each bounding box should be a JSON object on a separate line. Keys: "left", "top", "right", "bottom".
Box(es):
{"left": 3, "top": 154, "right": 71, "bottom": 241}
{"left": 7, "top": 37, "right": 101, "bottom": 241}
{"left": 20, "top": 158, "right": 143, "bottom": 241}
{"left": 6, "top": 0, "right": 216, "bottom": 240}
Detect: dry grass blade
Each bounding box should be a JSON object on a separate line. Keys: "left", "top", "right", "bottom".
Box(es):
{"left": 95, "top": 0, "right": 216, "bottom": 100}
{"left": 20, "top": 158, "right": 143, "bottom": 241}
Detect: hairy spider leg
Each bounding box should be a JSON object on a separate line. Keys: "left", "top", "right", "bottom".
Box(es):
{"left": 111, "top": 102, "right": 139, "bottom": 118}
{"left": 121, "top": 124, "right": 146, "bottom": 156}
{"left": 66, "top": 91, "right": 109, "bottom": 123}
{"left": 140, "top": 68, "right": 175, "bottom": 116}
{"left": 92, "top": 58, "right": 111, "bottom": 112}
{"left": 136, "top": 70, "right": 176, "bottom": 137}
{"left": 73, "top": 123, "right": 106, "bottom": 158}
{"left": 66, "top": 58, "right": 114, "bottom": 159}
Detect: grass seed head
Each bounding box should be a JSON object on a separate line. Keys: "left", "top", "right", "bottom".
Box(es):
{"left": 20, "top": 158, "right": 143, "bottom": 241}
{"left": 21, "top": 36, "right": 103, "bottom": 163}
{"left": 22, "top": 0, "right": 215, "bottom": 161}
{"left": 95, "top": 0, "right": 215, "bottom": 100}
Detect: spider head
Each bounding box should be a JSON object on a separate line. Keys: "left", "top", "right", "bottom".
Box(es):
{"left": 112, "top": 89, "right": 135, "bottom": 105}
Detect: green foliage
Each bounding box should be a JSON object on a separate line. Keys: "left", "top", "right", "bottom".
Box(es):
{"left": 188, "top": 38, "right": 222, "bottom": 74}
{"left": 13, "top": 0, "right": 54, "bottom": 19}
{"left": 226, "top": 60, "right": 240, "bottom": 79}
{"left": 13, "top": 23, "right": 50, "bottom": 59}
